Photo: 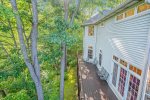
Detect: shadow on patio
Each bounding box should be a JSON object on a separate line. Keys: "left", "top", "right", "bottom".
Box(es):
{"left": 78, "top": 56, "right": 118, "bottom": 100}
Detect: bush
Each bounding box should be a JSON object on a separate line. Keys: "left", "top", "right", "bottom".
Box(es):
{"left": 3, "top": 90, "right": 30, "bottom": 100}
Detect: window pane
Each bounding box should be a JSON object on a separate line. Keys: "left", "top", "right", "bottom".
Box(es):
{"left": 138, "top": 4, "right": 150, "bottom": 13}
{"left": 125, "top": 8, "right": 134, "bottom": 18}
{"left": 118, "top": 68, "right": 127, "bottom": 96}
{"left": 113, "top": 55, "right": 119, "bottom": 62}
{"left": 88, "top": 26, "right": 94, "bottom": 36}
{"left": 88, "top": 47, "right": 93, "bottom": 59}
{"left": 127, "top": 75, "right": 140, "bottom": 100}
{"left": 99, "top": 53, "right": 102, "bottom": 66}
{"left": 129, "top": 65, "right": 142, "bottom": 76}
{"left": 120, "top": 59, "right": 127, "bottom": 67}
{"left": 112, "top": 63, "right": 118, "bottom": 87}
{"left": 117, "top": 13, "right": 124, "bottom": 20}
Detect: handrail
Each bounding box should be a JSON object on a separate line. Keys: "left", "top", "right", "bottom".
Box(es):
{"left": 76, "top": 52, "right": 80, "bottom": 100}
{"left": 76, "top": 50, "right": 83, "bottom": 100}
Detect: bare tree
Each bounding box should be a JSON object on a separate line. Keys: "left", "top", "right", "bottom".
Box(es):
{"left": 10, "top": 0, "right": 44, "bottom": 100}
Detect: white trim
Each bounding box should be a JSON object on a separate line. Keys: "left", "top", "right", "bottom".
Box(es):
{"left": 115, "top": 3, "right": 150, "bottom": 23}
{"left": 124, "top": 66, "right": 130, "bottom": 100}
{"left": 112, "top": 55, "right": 143, "bottom": 100}
{"left": 116, "top": 9, "right": 150, "bottom": 23}
{"left": 141, "top": 25, "right": 150, "bottom": 100}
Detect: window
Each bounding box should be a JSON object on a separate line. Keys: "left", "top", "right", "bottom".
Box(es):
{"left": 116, "top": 3, "right": 150, "bottom": 21}
{"left": 88, "top": 46, "right": 93, "bottom": 59}
{"left": 118, "top": 68, "right": 127, "bottom": 96}
{"left": 112, "top": 56, "right": 142, "bottom": 99}
{"left": 125, "top": 8, "right": 135, "bottom": 18}
{"left": 113, "top": 55, "right": 119, "bottom": 62}
{"left": 138, "top": 3, "right": 150, "bottom": 13}
{"left": 112, "top": 63, "right": 118, "bottom": 87}
{"left": 99, "top": 50, "right": 102, "bottom": 66}
{"left": 129, "top": 65, "right": 142, "bottom": 76}
{"left": 117, "top": 13, "right": 124, "bottom": 21}
{"left": 145, "top": 66, "right": 150, "bottom": 100}
{"left": 88, "top": 26, "right": 94, "bottom": 36}
{"left": 120, "top": 59, "right": 127, "bottom": 67}
{"left": 127, "top": 75, "right": 140, "bottom": 100}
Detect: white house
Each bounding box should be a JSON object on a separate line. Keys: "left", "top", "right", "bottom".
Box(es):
{"left": 82, "top": 0, "right": 150, "bottom": 100}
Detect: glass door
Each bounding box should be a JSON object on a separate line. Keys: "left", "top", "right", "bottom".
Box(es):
{"left": 118, "top": 68, "right": 127, "bottom": 97}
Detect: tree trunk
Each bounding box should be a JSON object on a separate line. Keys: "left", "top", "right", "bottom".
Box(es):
{"left": 31, "top": 0, "right": 41, "bottom": 80}
{"left": 59, "top": 1, "right": 69, "bottom": 99}
{"left": 64, "top": 0, "right": 69, "bottom": 21}
{"left": 60, "top": 42, "right": 66, "bottom": 100}
{"left": 70, "top": 0, "right": 80, "bottom": 26}
{"left": 10, "top": 0, "right": 44, "bottom": 100}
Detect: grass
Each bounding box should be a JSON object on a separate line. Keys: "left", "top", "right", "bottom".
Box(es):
{"left": 64, "top": 67, "right": 78, "bottom": 100}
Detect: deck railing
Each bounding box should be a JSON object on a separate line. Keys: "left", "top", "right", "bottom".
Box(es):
{"left": 76, "top": 52, "right": 80, "bottom": 100}
{"left": 76, "top": 51, "right": 83, "bottom": 100}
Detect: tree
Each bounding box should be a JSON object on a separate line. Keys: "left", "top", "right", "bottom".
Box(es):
{"left": 10, "top": 0, "right": 44, "bottom": 100}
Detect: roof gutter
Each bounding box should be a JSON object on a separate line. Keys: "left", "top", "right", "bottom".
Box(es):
{"left": 81, "top": 23, "right": 96, "bottom": 27}
{"left": 82, "top": 0, "right": 139, "bottom": 26}
{"left": 82, "top": 0, "right": 149, "bottom": 26}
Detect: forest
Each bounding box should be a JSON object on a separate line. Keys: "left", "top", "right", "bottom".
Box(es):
{"left": 0, "top": 0, "right": 124, "bottom": 100}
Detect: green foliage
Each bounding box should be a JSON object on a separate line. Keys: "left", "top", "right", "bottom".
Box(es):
{"left": 0, "top": 0, "right": 123, "bottom": 99}
{"left": 3, "top": 90, "right": 30, "bottom": 100}
{"left": 0, "top": 3, "right": 14, "bottom": 20}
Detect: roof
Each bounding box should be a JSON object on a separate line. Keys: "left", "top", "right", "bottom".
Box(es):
{"left": 83, "top": 0, "right": 141, "bottom": 26}
{"left": 83, "top": 10, "right": 111, "bottom": 25}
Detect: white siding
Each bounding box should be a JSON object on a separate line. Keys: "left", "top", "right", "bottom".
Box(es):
{"left": 83, "top": 3, "right": 150, "bottom": 100}
{"left": 83, "top": 26, "right": 97, "bottom": 62}
{"left": 95, "top": 11, "right": 150, "bottom": 99}
{"left": 109, "top": 13, "right": 150, "bottom": 69}
{"left": 96, "top": 12, "right": 150, "bottom": 71}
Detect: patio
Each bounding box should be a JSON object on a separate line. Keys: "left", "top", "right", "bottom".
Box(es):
{"left": 78, "top": 56, "right": 118, "bottom": 100}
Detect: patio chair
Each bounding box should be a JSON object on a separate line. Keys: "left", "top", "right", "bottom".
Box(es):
{"left": 97, "top": 67, "right": 109, "bottom": 81}
{"left": 100, "top": 71, "right": 109, "bottom": 80}
{"left": 97, "top": 67, "right": 105, "bottom": 77}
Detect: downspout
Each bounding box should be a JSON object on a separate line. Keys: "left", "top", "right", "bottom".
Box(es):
{"left": 140, "top": 26, "right": 150, "bottom": 100}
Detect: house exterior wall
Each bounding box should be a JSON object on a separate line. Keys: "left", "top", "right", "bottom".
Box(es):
{"left": 83, "top": 26, "right": 97, "bottom": 63}
{"left": 83, "top": 3, "right": 150, "bottom": 100}
{"left": 96, "top": 11, "right": 150, "bottom": 99}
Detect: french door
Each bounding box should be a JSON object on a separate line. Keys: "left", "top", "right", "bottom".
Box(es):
{"left": 112, "top": 61, "right": 141, "bottom": 100}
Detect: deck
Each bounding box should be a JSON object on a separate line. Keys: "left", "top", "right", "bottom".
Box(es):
{"left": 78, "top": 56, "right": 118, "bottom": 100}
